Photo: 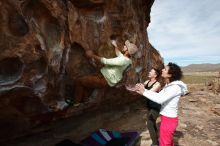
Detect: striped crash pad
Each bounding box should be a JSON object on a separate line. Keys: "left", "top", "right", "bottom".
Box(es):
{"left": 81, "top": 129, "right": 139, "bottom": 146}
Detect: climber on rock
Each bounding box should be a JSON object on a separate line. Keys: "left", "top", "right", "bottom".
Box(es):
{"left": 67, "top": 39, "right": 138, "bottom": 107}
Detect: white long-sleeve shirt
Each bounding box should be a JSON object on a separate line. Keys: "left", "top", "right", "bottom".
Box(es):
{"left": 143, "top": 81, "right": 188, "bottom": 117}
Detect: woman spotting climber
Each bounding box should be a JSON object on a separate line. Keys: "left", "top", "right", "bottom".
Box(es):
{"left": 128, "top": 63, "right": 188, "bottom": 146}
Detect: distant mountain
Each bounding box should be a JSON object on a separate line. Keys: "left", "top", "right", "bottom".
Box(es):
{"left": 181, "top": 63, "right": 220, "bottom": 72}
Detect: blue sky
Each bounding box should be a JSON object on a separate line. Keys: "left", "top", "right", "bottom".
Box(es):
{"left": 148, "top": 0, "right": 220, "bottom": 66}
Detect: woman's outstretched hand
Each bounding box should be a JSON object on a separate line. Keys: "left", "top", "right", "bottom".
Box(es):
{"left": 135, "top": 83, "right": 145, "bottom": 95}
{"left": 125, "top": 83, "right": 145, "bottom": 95}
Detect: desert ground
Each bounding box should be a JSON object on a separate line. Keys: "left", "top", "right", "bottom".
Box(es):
{"left": 3, "top": 72, "right": 220, "bottom": 146}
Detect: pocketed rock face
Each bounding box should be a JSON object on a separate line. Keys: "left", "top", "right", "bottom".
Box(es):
{"left": 0, "top": 0, "right": 163, "bottom": 141}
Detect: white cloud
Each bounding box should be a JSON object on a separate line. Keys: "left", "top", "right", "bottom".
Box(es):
{"left": 148, "top": 0, "right": 220, "bottom": 65}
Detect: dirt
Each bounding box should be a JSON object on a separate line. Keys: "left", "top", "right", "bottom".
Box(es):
{"left": 3, "top": 84, "right": 220, "bottom": 146}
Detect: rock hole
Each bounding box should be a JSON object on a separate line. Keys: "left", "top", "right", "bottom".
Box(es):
{"left": 70, "top": 0, "right": 104, "bottom": 8}
{"left": 8, "top": 13, "right": 29, "bottom": 37}
{"left": 0, "top": 57, "right": 24, "bottom": 85}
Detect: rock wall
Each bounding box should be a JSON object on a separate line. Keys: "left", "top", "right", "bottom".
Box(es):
{"left": 0, "top": 0, "right": 163, "bottom": 141}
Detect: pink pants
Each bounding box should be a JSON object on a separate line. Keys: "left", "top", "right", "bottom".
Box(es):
{"left": 160, "top": 115, "right": 178, "bottom": 146}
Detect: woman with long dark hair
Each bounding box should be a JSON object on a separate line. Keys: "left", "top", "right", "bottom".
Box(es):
{"left": 133, "top": 63, "right": 188, "bottom": 146}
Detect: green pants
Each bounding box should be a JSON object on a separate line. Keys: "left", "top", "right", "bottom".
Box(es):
{"left": 147, "top": 109, "right": 160, "bottom": 145}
